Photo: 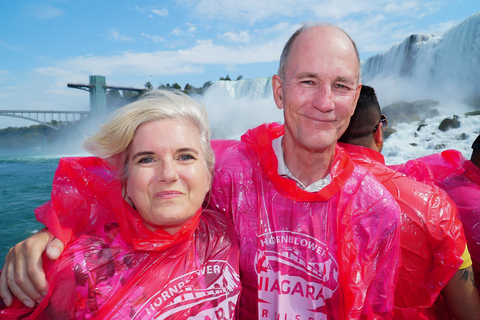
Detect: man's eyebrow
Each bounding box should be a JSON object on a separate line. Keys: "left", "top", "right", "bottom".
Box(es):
{"left": 335, "top": 76, "right": 356, "bottom": 85}
{"left": 296, "top": 72, "right": 317, "bottom": 78}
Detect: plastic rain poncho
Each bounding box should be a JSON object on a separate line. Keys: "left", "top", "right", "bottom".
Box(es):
{"left": 340, "top": 143, "right": 466, "bottom": 319}
{"left": 0, "top": 157, "right": 240, "bottom": 320}
{"left": 209, "top": 123, "right": 401, "bottom": 320}
{"left": 391, "top": 149, "right": 480, "bottom": 295}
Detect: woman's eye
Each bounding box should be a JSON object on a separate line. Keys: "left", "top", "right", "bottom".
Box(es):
{"left": 179, "top": 154, "right": 195, "bottom": 161}
{"left": 138, "top": 157, "right": 154, "bottom": 164}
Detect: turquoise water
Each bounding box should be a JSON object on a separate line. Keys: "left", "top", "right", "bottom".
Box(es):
{"left": 0, "top": 152, "right": 60, "bottom": 264}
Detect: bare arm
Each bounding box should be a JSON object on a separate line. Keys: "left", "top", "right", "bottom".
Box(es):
{"left": 0, "top": 228, "right": 64, "bottom": 307}
{"left": 442, "top": 266, "right": 480, "bottom": 320}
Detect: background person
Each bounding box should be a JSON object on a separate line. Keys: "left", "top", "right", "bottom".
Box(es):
{"left": 0, "top": 22, "right": 402, "bottom": 319}
{"left": 338, "top": 85, "right": 480, "bottom": 319}
{"left": 392, "top": 134, "right": 480, "bottom": 297}
{"left": 0, "top": 90, "right": 240, "bottom": 319}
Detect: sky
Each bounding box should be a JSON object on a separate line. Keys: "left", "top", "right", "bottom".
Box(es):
{"left": 0, "top": 0, "right": 479, "bottom": 129}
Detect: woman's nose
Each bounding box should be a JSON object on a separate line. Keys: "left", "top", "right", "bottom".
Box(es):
{"left": 156, "top": 160, "right": 179, "bottom": 183}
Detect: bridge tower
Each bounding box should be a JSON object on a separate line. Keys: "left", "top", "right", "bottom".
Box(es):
{"left": 89, "top": 75, "right": 107, "bottom": 118}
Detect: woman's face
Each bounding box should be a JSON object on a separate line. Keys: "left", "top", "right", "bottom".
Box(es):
{"left": 126, "top": 118, "right": 211, "bottom": 234}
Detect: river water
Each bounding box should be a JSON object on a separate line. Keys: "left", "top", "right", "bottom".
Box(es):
{"left": 0, "top": 153, "right": 60, "bottom": 263}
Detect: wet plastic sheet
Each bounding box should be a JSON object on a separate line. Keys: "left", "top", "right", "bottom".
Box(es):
{"left": 391, "top": 150, "right": 480, "bottom": 295}
{"left": 209, "top": 123, "right": 401, "bottom": 320}
{"left": 0, "top": 157, "right": 240, "bottom": 319}
{"left": 340, "top": 143, "right": 466, "bottom": 319}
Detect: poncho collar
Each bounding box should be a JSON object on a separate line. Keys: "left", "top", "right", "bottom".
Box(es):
{"left": 40, "top": 156, "right": 201, "bottom": 253}
{"left": 240, "top": 122, "right": 354, "bottom": 201}
{"left": 337, "top": 142, "right": 386, "bottom": 164}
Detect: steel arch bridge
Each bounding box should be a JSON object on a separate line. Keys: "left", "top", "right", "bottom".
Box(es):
{"left": 0, "top": 110, "right": 89, "bottom": 130}
{"left": 0, "top": 75, "right": 146, "bottom": 130}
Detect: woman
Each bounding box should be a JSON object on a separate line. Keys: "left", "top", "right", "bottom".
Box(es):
{"left": 0, "top": 90, "right": 240, "bottom": 319}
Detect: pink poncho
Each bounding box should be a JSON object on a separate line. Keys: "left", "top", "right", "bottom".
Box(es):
{"left": 391, "top": 149, "right": 480, "bottom": 294}
{"left": 210, "top": 123, "right": 401, "bottom": 319}
{"left": 0, "top": 157, "right": 240, "bottom": 320}
{"left": 340, "top": 143, "right": 466, "bottom": 319}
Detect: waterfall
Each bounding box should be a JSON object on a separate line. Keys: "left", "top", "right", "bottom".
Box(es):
{"left": 206, "top": 77, "right": 273, "bottom": 99}
{"left": 362, "top": 12, "right": 480, "bottom": 106}
{"left": 199, "top": 77, "right": 281, "bottom": 140}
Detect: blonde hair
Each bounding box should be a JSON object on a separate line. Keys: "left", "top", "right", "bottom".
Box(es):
{"left": 83, "top": 89, "right": 214, "bottom": 183}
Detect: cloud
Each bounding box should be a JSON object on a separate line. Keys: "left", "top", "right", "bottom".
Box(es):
{"left": 30, "top": 37, "right": 282, "bottom": 88}
{"left": 102, "top": 29, "right": 132, "bottom": 42}
{"left": 142, "top": 33, "right": 166, "bottom": 43}
{"left": 170, "top": 24, "right": 196, "bottom": 37}
{"left": 219, "top": 30, "right": 250, "bottom": 43}
{"left": 27, "top": 5, "right": 64, "bottom": 19}
{"left": 151, "top": 9, "right": 169, "bottom": 16}
{"left": 170, "top": 27, "right": 184, "bottom": 36}
{"left": 427, "top": 20, "right": 460, "bottom": 33}
{"left": 0, "top": 41, "right": 25, "bottom": 53}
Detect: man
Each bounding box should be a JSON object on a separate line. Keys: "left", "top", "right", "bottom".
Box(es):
{"left": 1, "top": 23, "right": 402, "bottom": 319}
{"left": 392, "top": 134, "right": 480, "bottom": 297}
{"left": 338, "top": 85, "right": 480, "bottom": 319}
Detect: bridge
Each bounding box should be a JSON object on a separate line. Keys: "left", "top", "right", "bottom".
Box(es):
{"left": 0, "top": 75, "right": 146, "bottom": 130}
{"left": 0, "top": 110, "right": 90, "bottom": 130}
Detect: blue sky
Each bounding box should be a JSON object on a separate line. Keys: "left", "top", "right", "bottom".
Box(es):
{"left": 0, "top": 0, "right": 479, "bottom": 129}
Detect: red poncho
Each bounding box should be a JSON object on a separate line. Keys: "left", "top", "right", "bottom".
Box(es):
{"left": 0, "top": 157, "right": 240, "bottom": 320}
{"left": 340, "top": 143, "right": 466, "bottom": 319}
{"left": 391, "top": 149, "right": 480, "bottom": 293}
{"left": 209, "top": 123, "right": 401, "bottom": 319}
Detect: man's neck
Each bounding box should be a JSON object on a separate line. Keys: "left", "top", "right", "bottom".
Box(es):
{"left": 281, "top": 136, "right": 335, "bottom": 187}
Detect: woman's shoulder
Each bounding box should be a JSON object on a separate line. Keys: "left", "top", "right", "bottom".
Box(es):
{"left": 195, "top": 209, "right": 239, "bottom": 259}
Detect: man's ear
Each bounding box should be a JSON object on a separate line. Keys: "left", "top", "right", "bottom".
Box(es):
{"left": 272, "top": 74, "right": 284, "bottom": 110}
{"left": 374, "top": 124, "right": 384, "bottom": 151}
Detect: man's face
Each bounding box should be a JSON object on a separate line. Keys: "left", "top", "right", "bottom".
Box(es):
{"left": 273, "top": 26, "right": 361, "bottom": 153}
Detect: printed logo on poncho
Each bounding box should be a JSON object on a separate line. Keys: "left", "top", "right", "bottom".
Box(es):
{"left": 139, "top": 260, "right": 240, "bottom": 320}
{"left": 256, "top": 231, "right": 339, "bottom": 319}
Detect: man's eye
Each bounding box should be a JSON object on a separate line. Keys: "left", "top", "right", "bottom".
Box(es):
{"left": 301, "top": 80, "right": 314, "bottom": 85}
{"left": 334, "top": 84, "right": 352, "bottom": 92}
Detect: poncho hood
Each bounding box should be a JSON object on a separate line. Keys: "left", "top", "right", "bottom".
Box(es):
{"left": 35, "top": 157, "right": 201, "bottom": 252}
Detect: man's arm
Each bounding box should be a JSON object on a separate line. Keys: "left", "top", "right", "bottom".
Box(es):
{"left": 442, "top": 265, "right": 480, "bottom": 320}
{"left": 0, "top": 229, "right": 64, "bottom": 308}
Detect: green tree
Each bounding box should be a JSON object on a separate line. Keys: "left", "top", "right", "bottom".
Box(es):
{"left": 144, "top": 81, "right": 153, "bottom": 90}
{"left": 219, "top": 74, "right": 231, "bottom": 81}
{"left": 172, "top": 83, "right": 181, "bottom": 90}
{"left": 236, "top": 75, "right": 243, "bottom": 80}
{"left": 123, "top": 91, "right": 141, "bottom": 102}
{"left": 202, "top": 81, "right": 213, "bottom": 89}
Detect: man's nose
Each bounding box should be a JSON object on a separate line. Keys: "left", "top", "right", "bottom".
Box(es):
{"left": 312, "top": 85, "right": 335, "bottom": 112}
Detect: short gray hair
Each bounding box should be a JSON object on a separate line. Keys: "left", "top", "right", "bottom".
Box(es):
{"left": 83, "top": 89, "right": 214, "bottom": 184}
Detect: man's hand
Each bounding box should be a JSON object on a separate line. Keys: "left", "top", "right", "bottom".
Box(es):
{"left": 0, "top": 229, "right": 64, "bottom": 308}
